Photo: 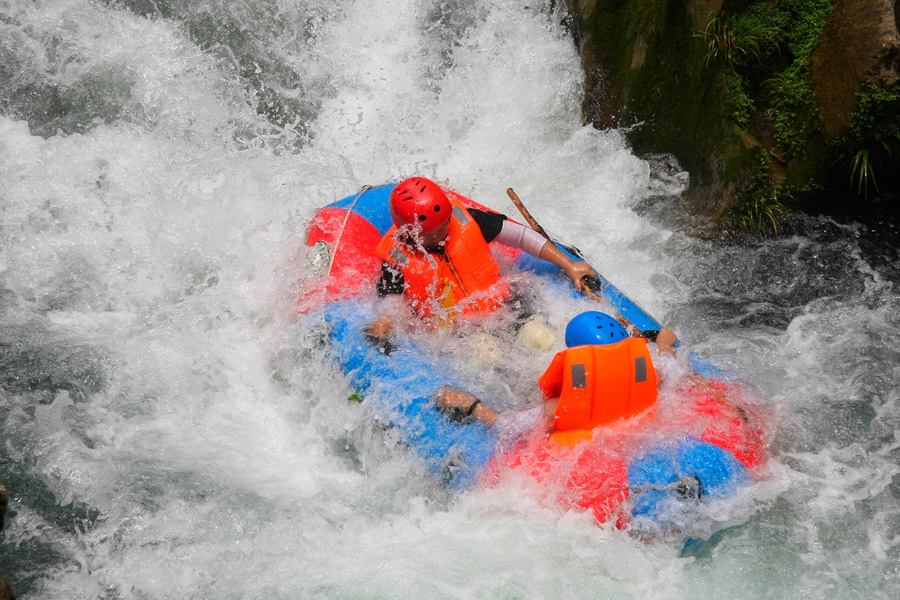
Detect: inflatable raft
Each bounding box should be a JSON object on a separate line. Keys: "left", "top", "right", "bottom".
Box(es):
{"left": 298, "top": 183, "right": 770, "bottom": 533}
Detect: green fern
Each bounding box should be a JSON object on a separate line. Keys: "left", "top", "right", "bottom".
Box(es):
{"left": 849, "top": 143, "right": 891, "bottom": 198}
{"left": 697, "top": 13, "right": 780, "bottom": 69}
{"left": 735, "top": 193, "right": 791, "bottom": 235}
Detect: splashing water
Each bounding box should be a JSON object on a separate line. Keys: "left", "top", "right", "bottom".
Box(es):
{"left": 2, "top": 1, "right": 900, "bottom": 598}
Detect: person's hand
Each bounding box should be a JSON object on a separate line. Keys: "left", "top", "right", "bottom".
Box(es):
{"left": 434, "top": 387, "right": 499, "bottom": 426}
{"left": 435, "top": 387, "right": 478, "bottom": 410}
{"left": 655, "top": 327, "right": 678, "bottom": 355}
{"left": 565, "top": 260, "right": 597, "bottom": 293}
{"left": 366, "top": 316, "right": 394, "bottom": 340}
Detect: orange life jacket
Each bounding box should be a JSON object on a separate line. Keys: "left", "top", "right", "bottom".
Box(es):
{"left": 538, "top": 338, "right": 658, "bottom": 432}
{"left": 375, "top": 199, "right": 511, "bottom": 325}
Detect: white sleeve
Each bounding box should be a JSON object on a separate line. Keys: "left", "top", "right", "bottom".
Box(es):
{"left": 493, "top": 219, "right": 547, "bottom": 257}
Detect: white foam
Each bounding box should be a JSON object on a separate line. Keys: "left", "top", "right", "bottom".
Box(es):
{"left": 3, "top": 1, "right": 900, "bottom": 599}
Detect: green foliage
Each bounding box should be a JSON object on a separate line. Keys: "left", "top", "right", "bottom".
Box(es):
{"left": 696, "top": 11, "right": 780, "bottom": 69}
{"left": 841, "top": 84, "right": 900, "bottom": 198}
{"left": 761, "top": 0, "right": 833, "bottom": 157}
{"left": 849, "top": 148, "right": 882, "bottom": 198}
{"left": 694, "top": 1, "right": 833, "bottom": 168}
{"left": 725, "top": 71, "right": 754, "bottom": 127}
{"left": 700, "top": 1, "right": 833, "bottom": 154}
{"left": 734, "top": 193, "right": 791, "bottom": 234}
{"left": 777, "top": 0, "right": 834, "bottom": 58}
{"left": 585, "top": 0, "right": 849, "bottom": 224}
{"left": 846, "top": 84, "right": 900, "bottom": 148}
{"left": 732, "top": 156, "right": 792, "bottom": 234}
{"left": 766, "top": 62, "right": 821, "bottom": 158}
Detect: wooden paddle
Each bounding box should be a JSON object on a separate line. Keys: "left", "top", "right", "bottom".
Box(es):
{"left": 506, "top": 187, "right": 660, "bottom": 342}
{"left": 503, "top": 190, "right": 753, "bottom": 386}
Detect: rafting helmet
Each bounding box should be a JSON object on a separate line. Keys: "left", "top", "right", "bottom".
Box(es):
{"left": 389, "top": 177, "right": 452, "bottom": 234}
{"left": 565, "top": 311, "right": 629, "bottom": 347}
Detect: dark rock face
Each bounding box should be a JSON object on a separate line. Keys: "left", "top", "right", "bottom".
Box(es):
{"left": 0, "top": 577, "right": 12, "bottom": 600}
{"left": 811, "top": 0, "right": 900, "bottom": 136}
{"left": 0, "top": 485, "right": 7, "bottom": 533}
{"left": 564, "top": 0, "right": 900, "bottom": 227}
{"left": 563, "top": 0, "right": 762, "bottom": 223}
{"left": 1, "top": 484, "right": 13, "bottom": 600}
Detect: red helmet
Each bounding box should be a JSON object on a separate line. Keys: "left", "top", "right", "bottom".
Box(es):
{"left": 389, "top": 177, "right": 452, "bottom": 233}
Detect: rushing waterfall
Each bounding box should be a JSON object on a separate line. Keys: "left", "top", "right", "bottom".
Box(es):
{"left": 1, "top": 1, "right": 899, "bottom": 598}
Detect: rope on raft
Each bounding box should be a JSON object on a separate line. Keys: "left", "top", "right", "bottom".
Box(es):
{"left": 628, "top": 476, "right": 704, "bottom": 500}
{"left": 327, "top": 184, "right": 373, "bottom": 278}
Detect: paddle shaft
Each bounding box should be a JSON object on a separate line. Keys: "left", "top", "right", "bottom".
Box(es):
{"left": 505, "top": 187, "right": 660, "bottom": 342}
{"left": 505, "top": 187, "right": 551, "bottom": 239}
{"left": 506, "top": 188, "right": 603, "bottom": 292}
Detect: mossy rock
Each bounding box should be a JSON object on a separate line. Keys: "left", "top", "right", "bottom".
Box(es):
{"left": 563, "top": 0, "right": 900, "bottom": 230}
{"left": 567, "top": 0, "right": 778, "bottom": 224}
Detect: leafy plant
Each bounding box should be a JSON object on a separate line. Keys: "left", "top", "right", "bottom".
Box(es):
{"left": 849, "top": 144, "right": 891, "bottom": 199}
{"left": 732, "top": 156, "right": 792, "bottom": 235}
{"left": 734, "top": 192, "right": 791, "bottom": 234}
{"left": 696, "top": 12, "right": 780, "bottom": 69}
{"left": 765, "top": 64, "right": 819, "bottom": 158}
{"left": 758, "top": 0, "right": 832, "bottom": 159}
{"left": 725, "top": 71, "right": 754, "bottom": 127}
{"left": 841, "top": 84, "right": 900, "bottom": 198}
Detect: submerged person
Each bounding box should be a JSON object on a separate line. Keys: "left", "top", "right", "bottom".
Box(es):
{"left": 366, "top": 177, "right": 598, "bottom": 339}
{"left": 436, "top": 311, "right": 678, "bottom": 436}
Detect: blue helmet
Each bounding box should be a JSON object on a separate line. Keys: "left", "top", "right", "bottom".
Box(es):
{"left": 565, "top": 311, "right": 629, "bottom": 347}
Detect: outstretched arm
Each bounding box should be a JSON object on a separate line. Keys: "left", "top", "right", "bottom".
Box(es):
{"left": 537, "top": 240, "right": 598, "bottom": 293}
{"left": 434, "top": 388, "right": 499, "bottom": 427}
{"left": 491, "top": 219, "right": 597, "bottom": 293}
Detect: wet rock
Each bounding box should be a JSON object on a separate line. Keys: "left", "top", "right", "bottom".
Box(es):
{"left": 1, "top": 485, "right": 14, "bottom": 600}
{"left": 0, "top": 577, "right": 13, "bottom": 600}
{"left": 561, "top": 0, "right": 760, "bottom": 223}
{"left": 561, "top": 0, "right": 900, "bottom": 228}
{"left": 811, "top": 0, "right": 900, "bottom": 136}
{"left": 0, "top": 485, "right": 7, "bottom": 533}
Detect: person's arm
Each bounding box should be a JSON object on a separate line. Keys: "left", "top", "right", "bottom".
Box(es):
{"left": 654, "top": 327, "right": 678, "bottom": 356}
{"left": 535, "top": 239, "right": 597, "bottom": 293}
{"left": 366, "top": 262, "right": 406, "bottom": 342}
{"left": 434, "top": 388, "right": 499, "bottom": 427}
{"left": 478, "top": 213, "right": 597, "bottom": 293}
{"left": 648, "top": 327, "right": 679, "bottom": 385}
{"left": 536, "top": 350, "right": 567, "bottom": 429}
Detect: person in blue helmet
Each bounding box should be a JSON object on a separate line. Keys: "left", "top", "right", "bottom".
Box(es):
{"left": 436, "top": 311, "right": 677, "bottom": 430}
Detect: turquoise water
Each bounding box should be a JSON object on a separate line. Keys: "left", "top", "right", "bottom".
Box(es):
{"left": 2, "top": 1, "right": 899, "bottom": 598}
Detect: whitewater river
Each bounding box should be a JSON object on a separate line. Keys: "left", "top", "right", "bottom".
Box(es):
{"left": 2, "top": 1, "right": 899, "bottom": 598}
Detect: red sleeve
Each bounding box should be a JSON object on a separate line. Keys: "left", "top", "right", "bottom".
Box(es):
{"left": 538, "top": 351, "right": 567, "bottom": 399}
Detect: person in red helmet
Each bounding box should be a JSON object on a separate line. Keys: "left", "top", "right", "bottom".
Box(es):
{"left": 368, "top": 177, "right": 598, "bottom": 337}
{"left": 386, "top": 177, "right": 453, "bottom": 238}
